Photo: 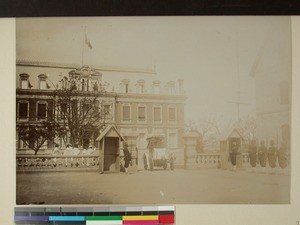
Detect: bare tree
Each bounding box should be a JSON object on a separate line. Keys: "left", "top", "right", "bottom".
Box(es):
{"left": 51, "top": 66, "right": 111, "bottom": 148}
{"left": 17, "top": 122, "right": 61, "bottom": 155}
{"left": 237, "top": 115, "right": 257, "bottom": 147}
{"left": 187, "top": 116, "right": 225, "bottom": 152}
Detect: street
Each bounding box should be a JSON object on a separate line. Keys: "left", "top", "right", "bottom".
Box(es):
{"left": 16, "top": 168, "right": 290, "bottom": 205}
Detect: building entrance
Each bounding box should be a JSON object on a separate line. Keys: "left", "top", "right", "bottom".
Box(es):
{"left": 103, "top": 137, "right": 119, "bottom": 172}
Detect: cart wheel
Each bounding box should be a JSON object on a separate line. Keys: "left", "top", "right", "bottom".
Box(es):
{"left": 143, "top": 153, "right": 148, "bottom": 170}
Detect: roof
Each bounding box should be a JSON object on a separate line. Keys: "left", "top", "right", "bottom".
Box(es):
{"left": 17, "top": 59, "right": 156, "bottom": 75}
{"left": 219, "top": 124, "right": 245, "bottom": 141}
{"left": 95, "top": 125, "right": 125, "bottom": 142}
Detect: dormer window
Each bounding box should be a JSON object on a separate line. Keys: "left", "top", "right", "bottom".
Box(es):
{"left": 137, "top": 79, "right": 145, "bottom": 94}
{"left": 38, "top": 74, "right": 48, "bottom": 90}
{"left": 19, "top": 73, "right": 31, "bottom": 89}
{"left": 121, "top": 79, "right": 130, "bottom": 93}
{"left": 166, "top": 81, "right": 175, "bottom": 94}
{"left": 82, "top": 79, "right": 87, "bottom": 91}
{"left": 93, "top": 80, "right": 99, "bottom": 91}
{"left": 152, "top": 80, "right": 161, "bottom": 94}
{"left": 178, "top": 79, "right": 184, "bottom": 94}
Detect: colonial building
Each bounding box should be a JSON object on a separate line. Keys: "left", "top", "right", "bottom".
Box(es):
{"left": 249, "top": 18, "right": 291, "bottom": 149}
{"left": 16, "top": 60, "right": 186, "bottom": 169}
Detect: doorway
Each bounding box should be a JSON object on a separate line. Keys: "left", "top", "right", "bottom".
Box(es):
{"left": 103, "top": 137, "right": 119, "bottom": 172}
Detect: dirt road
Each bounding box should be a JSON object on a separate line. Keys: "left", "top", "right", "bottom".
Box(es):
{"left": 16, "top": 168, "right": 290, "bottom": 204}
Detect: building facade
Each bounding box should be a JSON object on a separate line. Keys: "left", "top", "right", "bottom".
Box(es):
{"left": 250, "top": 18, "right": 291, "bottom": 150}
{"left": 16, "top": 60, "right": 186, "bottom": 168}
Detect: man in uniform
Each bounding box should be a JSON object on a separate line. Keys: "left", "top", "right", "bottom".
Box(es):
{"left": 258, "top": 140, "right": 267, "bottom": 168}
{"left": 249, "top": 139, "right": 257, "bottom": 170}
{"left": 268, "top": 140, "right": 277, "bottom": 172}
{"left": 123, "top": 142, "right": 131, "bottom": 174}
{"left": 278, "top": 142, "right": 288, "bottom": 170}
{"left": 230, "top": 141, "right": 238, "bottom": 171}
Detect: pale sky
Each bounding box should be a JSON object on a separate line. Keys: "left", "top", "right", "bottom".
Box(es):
{"left": 16, "top": 16, "right": 289, "bottom": 125}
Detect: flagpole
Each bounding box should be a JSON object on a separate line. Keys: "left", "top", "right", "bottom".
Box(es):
{"left": 81, "top": 26, "right": 86, "bottom": 67}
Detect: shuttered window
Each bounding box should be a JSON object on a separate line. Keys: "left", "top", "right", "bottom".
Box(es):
{"left": 138, "top": 106, "right": 146, "bottom": 122}
{"left": 19, "top": 102, "right": 28, "bottom": 119}
{"left": 168, "top": 107, "right": 176, "bottom": 122}
{"left": 153, "top": 106, "right": 161, "bottom": 122}
{"left": 122, "top": 105, "right": 131, "bottom": 121}
{"left": 37, "top": 102, "right": 47, "bottom": 120}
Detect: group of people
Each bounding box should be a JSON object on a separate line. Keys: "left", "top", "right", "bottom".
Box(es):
{"left": 229, "top": 139, "right": 289, "bottom": 171}
{"left": 248, "top": 140, "right": 288, "bottom": 169}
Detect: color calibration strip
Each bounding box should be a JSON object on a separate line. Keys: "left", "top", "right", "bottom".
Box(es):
{"left": 14, "top": 206, "right": 175, "bottom": 224}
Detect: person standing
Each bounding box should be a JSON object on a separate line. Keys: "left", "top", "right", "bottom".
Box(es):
{"left": 230, "top": 141, "right": 238, "bottom": 171}
{"left": 258, "top": 140, "right": 267, "bottom": 168}
{"left": 123, "top": 142, "right": 131, "bottom": 174}
{"left": 268, "top": 140, "right": 277, "bottom": 171}
{"left": 63, "top": 144, "right": 72, "bottom": 167}
{"left": 248, "top": 140, "right": 257, "bottom": 170}
{"left": 278, "top": 142, "right": 288, "bottom": 170}
{"left": 52, "top": 144, "right": 59, "bottom": 167}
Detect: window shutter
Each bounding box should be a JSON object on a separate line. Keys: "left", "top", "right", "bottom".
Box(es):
{"left": 123, "top": 105, "right": 130, "bottom": 121}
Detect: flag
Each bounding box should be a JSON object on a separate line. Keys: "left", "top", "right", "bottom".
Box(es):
{"left": 85, "top": 33, "right": 93, "bottom": 50}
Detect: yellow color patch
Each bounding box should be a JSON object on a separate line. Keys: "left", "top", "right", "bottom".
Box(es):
{"left": 122, "top": 215, "right": 159, "bottom": 221}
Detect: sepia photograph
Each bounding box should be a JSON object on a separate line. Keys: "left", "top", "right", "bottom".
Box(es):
{"left": 15, "top": 16, "right": 291, "bottom": 205}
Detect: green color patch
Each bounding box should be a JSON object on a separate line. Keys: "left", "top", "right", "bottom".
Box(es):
{"left": 86, "top": 216, "right": 122, "bottom": 221}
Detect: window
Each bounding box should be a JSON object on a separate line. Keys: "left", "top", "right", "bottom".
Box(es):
{"left": 19, "top": 73, "right": 30, "bottom": 89}
{"left": 18, "top": 101, "right": 29, "bottom": 120}
{"left": 166, "top": 81, "right": 175, "bottom": 94}
{"left": 17, "top": 131, "right": 28, "bottom": 149}
{"left": 37, "top": 102, "right": 47, "bottom": 120}
{"left": 38, "top": 74, "right": 48, "bottom": 90}
{"left": 138, "top": 84, "right": 144, "bottom": 93}
{"left": 93, "top": 81, "right": 99, "bottom": 91}
{"left": 168, "top": 132, "right": 177, "bottom": 148}
{"left": 137, "top": 80, "right": 145, "bottom": 94}
{"left": 103, "top": 104, "right": 111, "bottom": 116}
{"left": 122, "top": 105, "right": 131, "bottom": 122}
{"left": 168, "top": 107, "right": 176, "bottom": 122}
{"left": 21, "top": 80, "right": 28, "bottom": 89}
{"left": 83, "top": 102, "right": 92, "bottom": 115}
{"left": 59, "top": 102, "right": 67, "bottom": 120}
{"left": 280, "top": 80, "right": 289, "bottom": 104}
{"left": 82, "top": 79, "right": 87, "bottom": 91}
{"left": 124, "top": 84, "right": 129, "bottom": 93}
{"left": 152, "top": 80, "right": 161, "bottom": 94}
{"left": 121, "top": 79, "right": 130, "bottom": 93}
{"left": 40, "top": 81, "right": 47, "bottom": 90}
{"left": 153, "top": 106, "right": 162, "bottom": 122}
{"left": 138, "top": 106, "right": 146, "bottom": 122}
